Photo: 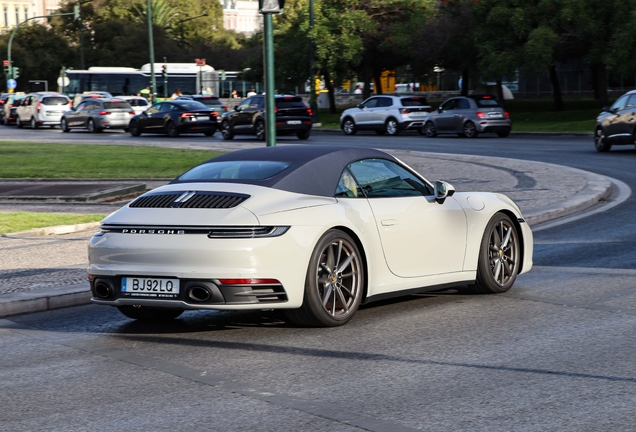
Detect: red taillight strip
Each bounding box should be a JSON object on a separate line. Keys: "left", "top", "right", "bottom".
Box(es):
{"left": 218, "top": 278, "right": 281, "bottom": 285}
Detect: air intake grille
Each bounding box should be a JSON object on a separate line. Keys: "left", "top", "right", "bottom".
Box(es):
{"left": 130, "top": 191, "right": 249, "bottom": 209}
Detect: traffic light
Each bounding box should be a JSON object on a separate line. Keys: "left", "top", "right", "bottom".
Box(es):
{"left": 162, "top": 64, "right": 168, "bottom": 79}
{"left": 73, "top": 4, "right": 80, "bottom": 20}
{"left": 3, "top": 60, "right": 10, "bottom": 77}
{"left": 12, "top": 67, "right": 19, "bottom": 79}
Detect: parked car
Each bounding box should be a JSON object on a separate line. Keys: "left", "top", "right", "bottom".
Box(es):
{"left": 422, "top": 95, "right": 511, "bottom": 138}
{"left": 0, "top": 93, "right": 12, "bottom": 121}
{"left": 128, "top": 99, "right": 218, "bottom": 137}
{"left": 220, "top": 94, "right": 312, "bottom": 141}
{"left": 2, "top": 94, "right": 26, "bottom": 125}
{"left": 72, "top": 91, "right": 114, "bottom": 107}
{"left": 16, "top": 92, "right": 71, "bottom": 129}
{"left": 87, "top": 145, "right": 533, "bottom": 326}
{"left": 176, "top": 95, "right": 227, "bottom": 117}
{"left": 340, "top": 94, "right": 432, "bottom": 136}
{"left": 594, "top": 90, "right": 636, "bottom": 152}
{"left": 61, "top": 98, "right": 135, "bottom": 133}
{"left": 116, "top": 95, "right": 150, "bottom": 115}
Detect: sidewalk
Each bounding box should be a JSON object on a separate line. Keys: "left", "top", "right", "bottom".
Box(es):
{"left": 0, "top": 148, "right": 614, "bottom": 318}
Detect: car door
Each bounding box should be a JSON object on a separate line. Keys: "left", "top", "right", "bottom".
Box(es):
{"left": 435, "top": 98, "right": 460, "bottom": 132}
{"left": 372, "top": 97, "right": 394, "bottom": 126}
{"left": 143, "top": 103, "right": 167, "bottom": 130}
{"left": 68, "top": 101, "right": 87, "bottom": 127}
{"left": 231, "top": 97, "right": 254, "bottom": 130}
{"left": 453, "top": 98, "right": 473, "bottom": 131}
{"left": 347, "top": 158, "right": 467, "bottom": 277}
{"left": 17, "top": 95, "right": 32, "bottom": 121}
{"left": 355, "top": 98, "right": 379, "bottom": 125}
{"left": 603, "top": 94, "right": 630, "bottom": 141}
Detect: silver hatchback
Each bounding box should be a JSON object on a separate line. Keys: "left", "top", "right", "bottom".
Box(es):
{"left": 422, "top": 95, "right": 511, "bottom": 138}
{"left": 61, "top": 98, "right": 135, "bottom": 133}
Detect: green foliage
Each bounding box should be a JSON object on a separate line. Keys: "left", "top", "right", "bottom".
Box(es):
{"left": 0, "top": 213, "right": 105, "bottom": 235}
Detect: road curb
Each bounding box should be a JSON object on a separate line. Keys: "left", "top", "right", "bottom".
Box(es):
{"left": 4, "top": 221, "right": 101, "bottom": 237}
{"left": 0, "top": 283, "right": 91, "bottom": 318}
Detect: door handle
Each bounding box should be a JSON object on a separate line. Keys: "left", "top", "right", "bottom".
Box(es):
{"left": 381, "top": 219, "right": 397, "bottom": 226}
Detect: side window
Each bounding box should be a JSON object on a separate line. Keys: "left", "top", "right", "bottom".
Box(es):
{"left": 611, "top": 95, "right": 630, "bottom": 111}
{"left": 146, "top": 104, "right": 161, "bottom": 115}
{"left": 441, "top": 99, "right": 458, "bottom": 110}
{"left": 627, "top": 95, "right": 636, "bottom": 110}
{"left": 347, "top": 159, "right": 432, "bottom": 198}
{"left": 76, "top": 102, "right": 87, "bottom": 111}
{"left": 361, "top": 98, "right": 378, "bottom": 109}
{"left": 335, "top": 169, "right": 363, "bottom": 198}
{"left": 159, "top": 103, "right": 172, "bottom": 113}
{"left": 237, "top": 98, "right": 251, "bottom": 110}
{"left": 458, "top": 99, "right": 471, "bottom": 109}
{"left": 251, "top": 97, "right": 263, "bottom": 109}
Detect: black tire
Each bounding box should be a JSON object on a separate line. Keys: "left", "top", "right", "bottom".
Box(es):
{"left": 87, "top": 118, "right": 98, "bottom": 133}
{"left": 166, "top": 121, "right": 180, "bottom": 137}
{"left": 469, "top": 213, "right": 521, "bottom": 294}
{"left": 463, "top": 120, "right": 479, "bottom": 138}
{"left": 285, "top": 229, "right": 365, "bottom": 327}
{"left": 117, "top": 305, "right": 184, "bottom": 322}
{"left": 2, "top": 115, "right": 8, "bottom": 126}
{"left": 61, "top": 118, "right": 70, "bottom": 133}
{"left": 341, "top": 117, "right": 357, "bottom": 135}
{"left": 423, "top": 121, "right": 437, "bottom": 137}
{"left": 16, "top": 116, "right": 23, "bottom": 128}
{"left": 221, "top": 121, "right": 234, "bottom": 140}
{"left": 204, "top": 130, "right": 215, "bottom": 137}
{"left": 30, "top": 117, "right": 38, "bottom": 129}
{"left": 297, "top": 130, "right": 311, "bottom": 140}
{"left": 385, "top": 118, "right": 400, "bottom": 136}
{"left": 129, "top": 120, "right": 141, "bottom": 137}
{"left": 594, "top": 127, "right": 611, "bottom": 152}
{"left": 497, "top": 128, "right": 511, "bottom": 138}
{"left": 255, "top": 120, "right": 265, "bottom": 141}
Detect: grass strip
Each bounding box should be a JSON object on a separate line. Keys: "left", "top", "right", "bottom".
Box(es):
{"left": 0, "top": 142, "right": 223, "bottom": 179}
{"left": 0, "top": 212, "right": 105, "bottom": 234}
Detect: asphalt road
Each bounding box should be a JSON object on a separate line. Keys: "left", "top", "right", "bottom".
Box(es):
{"left": 2, "top": 127, "right": 636, "bottom": 431}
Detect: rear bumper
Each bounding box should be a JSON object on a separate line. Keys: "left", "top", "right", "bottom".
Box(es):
{"left": 476, "top": 119, "right": 511, "bottom": 132}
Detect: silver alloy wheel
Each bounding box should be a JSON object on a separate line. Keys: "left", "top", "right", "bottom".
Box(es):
{"left": 487, "top": 217, "right": 519, "bottom": 287}
{"left": 255, "top": 121, "right": 265, "bottom": 141}
{"left": 424, "top": 121, "right": 436, "bottom": 137}
{"left": 464, "top": 121, "right": 477, "bottom": 138}
{"left": 386, "top": 119, "right": 398, "bottom": 135}
{"left": 342, "top": 118, "right": 356, "bottom": 135}
{"left": 222, "top": 121, "right": 233, "bottom": 140}
{"left": 315, "top": 238, "right": 362, "bottom": 320}
{"left": 595, "top": 128, "right": 611, "bottom": 152}
{"left": 87, "top": 119, "right": 95, "bottom": 133}
{"left": 61, "top": 118, "right": 69, "bottom": 132}
{"left": 30, "top": 117, "right": 37, "bottom": 129}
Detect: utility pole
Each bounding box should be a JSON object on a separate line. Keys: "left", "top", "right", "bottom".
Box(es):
{"left": 147, "top": 0, "right": 156, "bottom": 103}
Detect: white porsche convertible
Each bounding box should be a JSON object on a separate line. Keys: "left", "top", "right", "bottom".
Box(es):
{"left": 88, "top": 146, "right": 533, "bottom": 327}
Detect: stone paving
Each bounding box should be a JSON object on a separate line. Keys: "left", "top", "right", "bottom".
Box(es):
{"left": 0, "top": 145, "right": 615, "bottom": 317}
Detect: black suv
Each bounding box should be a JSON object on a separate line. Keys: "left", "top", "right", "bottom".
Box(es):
{"left": 220, "top": 95, "right": 312, "bottom": 141}
{"left": 594, "top": 90, "right": 636, "bottom": 152}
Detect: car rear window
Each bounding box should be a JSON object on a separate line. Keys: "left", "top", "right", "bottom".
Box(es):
{"left": 104, "top": 102, "right": 132, "bottom": 110}
{"left": 276, "top": 97, "right": 305, "bottom": 109}
{"left": 474, "top": 97, "right": 500, "bottom": 107}
{"left": 178, "top": 161, "right": 291, "bottom": 181}
{"left": 400, "top": 97, "right": 428, "bottom": 107}
{"left": 42, "top": 97, "right": 69, "bottom": 105}
{"left": 128, "top": 99, "right": 148, "bottom": 107}
{"left": 177, "top": 101, "right": 208, "bottom": 111}
{"left": 196, "top": 97, "right": 222, "bottom": 106}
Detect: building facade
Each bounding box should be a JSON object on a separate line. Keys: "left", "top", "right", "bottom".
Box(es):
{"left": 220, "top": 0, "right": 261, "bottom": 36}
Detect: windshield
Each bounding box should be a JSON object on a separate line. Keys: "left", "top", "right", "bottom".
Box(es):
{"left": 42, "top": 97, "right": 69, "bottom": 105}
{"left": 176, "top": 101, "right": 208, "bottom": 111}
{"left": 475, "top": 98, "right": 500, "bottom": 108}
{"left": 400, "top": 97, "right": 428, "bottom": 107}
{"left": 178, "top": 161, "right": 292, "bottom": 181}
{"left": 104, "top": 102, "right": 132, "bottom": 110}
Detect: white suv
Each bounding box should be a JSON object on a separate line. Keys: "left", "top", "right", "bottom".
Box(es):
{"left": 17, "top": 92, "right": 71, "bottom": 129}
{"left": 340, "top": 94, "right": 432, "bottom": 136}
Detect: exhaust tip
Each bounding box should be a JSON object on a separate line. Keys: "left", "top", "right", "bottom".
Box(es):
{"left": 94, "top": 279, "right": 115, "bottom": 299}
{"left": 188, "top": 286, "right": 212, "bottom": 302}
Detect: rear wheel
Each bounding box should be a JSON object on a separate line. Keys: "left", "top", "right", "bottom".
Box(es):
{"left": 297, "top": 130, "right": 311, "bottom": 140}
{"left": 342, "top": 117, "right": 357, "bottom": 135}
{"left": 385, "top": 118, "right": 400, "bottom": 135}
{"left": 87, "top": 118, "right": 98, "bottom": 133}
{"left": 255, "top": 120, "right": 265, "bottom": 141}
{"left": 61, "top": 118, "right": 70, "bottom": 133}
{"left": 285, "top": 229, "right": 364, "bottom": 327}
{"left": 463, "top": 120, "right": 478, "bottom": 138}
{"left": 423, "top": 121, "right": 437, "bottom": 137}
{"left": 16, "top": 116, "right": 23, "bottom": 128}
{"left": 30, "top": 117, "right": 38, "bottom": 129}
{"left": 117, "top": 305, "right": 184, "bottom": 322}
{"left": 166, "top": 121, "right": 179, "bottom": 137}
{"left": 595, "top": 127, "right": 611, "bottom": 152}
{"left": 129, "top": 120, "right": 141, "bottom": 137}
{"left": 221, "top": 121, "right": 234, "bottom": 140}
{"left": 469, "top": 213, "right": 520, "bottom": 294}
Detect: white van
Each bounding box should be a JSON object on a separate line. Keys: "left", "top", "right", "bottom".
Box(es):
{"left": 16, "top": 92, "right": 71, "bottom": 128}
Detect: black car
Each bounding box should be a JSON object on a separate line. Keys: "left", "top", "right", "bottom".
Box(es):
{"left": 128, "top": 100, "right": 218, "bottom": 137}
{"left": 175, "top": 95, "right": 228, "bottom": 117}
{"left": 594, "top": 90, "right": 636, "bottom": 152}
{"left": 220, "top": 94, "right": 312, "bottom": 141}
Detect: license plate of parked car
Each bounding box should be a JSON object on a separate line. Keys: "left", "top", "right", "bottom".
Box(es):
{"left": 488, "top": 112, "right": 503, "bottom": 118}
{"left": 121, "top": 277, "right": 180, "bottom": 297}
{"left": 288, "top": 120, "right": 301, "bottom": 124}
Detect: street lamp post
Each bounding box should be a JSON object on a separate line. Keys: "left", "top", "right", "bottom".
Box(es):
{"left": 259, "top": 0, "right": 284, "bottom": 147}
{"left": 147, "top": 0, "right": 156, "bottom": 103}
{"left": 176, "top": 13, "right": 209, "bottom": 47}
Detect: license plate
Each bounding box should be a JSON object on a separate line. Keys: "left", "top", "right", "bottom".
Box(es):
{"left": 46, "top": 111, "right": 62, "bottom": 116}
{"left": 121, "top": 277, "right": 180, "bottom": 298}
{"left": 488, "top": 112, "right": 503, "bottom": 118}
{"left": 288, "top": 120, "right": 301, "bottom": 125}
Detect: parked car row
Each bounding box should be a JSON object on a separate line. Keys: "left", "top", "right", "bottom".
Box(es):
{"left": 340, "top": 94, "right": 512, "bottom": 138}
{"left": 1, "top": 92, "right": 314, "bottom": 140}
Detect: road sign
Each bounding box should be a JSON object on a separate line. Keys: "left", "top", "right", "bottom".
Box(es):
{"left": 7, "top": 79, "right": 16, "bottom": 89}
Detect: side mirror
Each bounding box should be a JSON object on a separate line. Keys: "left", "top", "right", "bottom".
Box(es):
{"left": 357, "top": 104, "right": 365, "bottom": 109}
{"left": 437, "top": 106, "right": 443, "bottom": 113}
{"left": 434, "top": 180, "right": 455, "bottom": 204}
{"left": 602, "top": 106, "right": 610, "bottom": 113}
{"left": 234, "top": 105, "right": 241, "bottom": 111}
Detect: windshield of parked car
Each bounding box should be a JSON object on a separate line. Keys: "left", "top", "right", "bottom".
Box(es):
{"left": 475, "top": 98, "right": 500, "bottom": 108}
{"left": 400, "top": 97, "right": 428, "bottom": 107}
{"left": 42, "top": 97, "right": 69, "bottom": 105}
{"left": 178, "top": 161, "right": 292, "bottom": 181}
{"left": 104, "top": 102, "right": 133, "bottom": 110}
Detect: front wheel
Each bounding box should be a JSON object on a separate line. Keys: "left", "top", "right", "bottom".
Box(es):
{"left": 297, "top": 130, "right": 311, "bottom": 140}
{"left": 117, "top": 305, "right": 184, "bottom": 322}
{"left": 423, "top": 121, "right": 437, "bottom": 137}
{"left": 469, "top": 213, "right": 520, "bottom": 294}
{"left": 17, "top": 116, "right": 23, "bottom": 128}
{"left": 129, "top": 120, "right": 141, "bottom": 136}
{"left": 341, "top": 118, "right": 357, "bottom": 135}
{"left": 255, "top": 120, "right": 265, "bottom": 141}
{"left": 221, "top": 121, "right": 234, "bottom": 140}
{"left": 30, "top": 117, "right": 38, "bottom": 129}
{"left": 385, "top": 118, "right": 400, "bottom": 135}
{"left": 285, "top": 230, "right": 365, "bottom": 327}
{"left": 595, "top": 128, "right": 611, "bottom": 152}
{"left": 61, "top": 118, "right": 70, "bottom": 133}
{"left": 463, "top": 120, "right": 479, "bottom": 138}
{"left": 166, "top": 121, "right": 180, "bottom": 137}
